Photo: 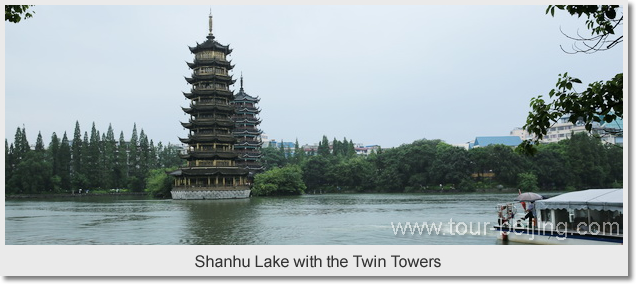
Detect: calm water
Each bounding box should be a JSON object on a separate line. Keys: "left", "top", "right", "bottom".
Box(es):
{"left": 5, "top": 193, "right": 520, "bottom": 245}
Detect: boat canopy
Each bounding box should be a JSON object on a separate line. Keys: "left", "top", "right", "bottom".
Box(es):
{"left": 535, "top": 188, "right": 623, "bottom": 213}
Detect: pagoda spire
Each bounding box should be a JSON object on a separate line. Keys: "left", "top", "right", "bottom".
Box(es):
{"left": 240, "top": 72, "right": 244, "bottom": 91}
{"left": 207, "top": 9, "right": 214, "bottom": 39}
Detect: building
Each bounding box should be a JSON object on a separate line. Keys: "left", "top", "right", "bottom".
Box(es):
{"left": 509, "top": 127, "right": 533, "bottom": 141}
{"left": 232, "top": 75, "right": 264, "bottom": 175}
{"left": 597, "top": 117, "right": 623, "bottom": 145}
{"left": 541, "top": 115, "right": 592, "bottom": 143}
{"left": 354, "top": 144, "right": 381, "bottom": 156}
{"left": 170, "top": 13, "right": 250, "bottom": 200}
{"left": 530, "top": 114, "right": 622, "bottom": 145}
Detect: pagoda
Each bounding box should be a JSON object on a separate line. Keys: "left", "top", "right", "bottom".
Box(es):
{"left": 170, "top": 13, "right": 250, "bottom": 200}
{"left": 232, "top": 74, "right": 264, "bottom": 179}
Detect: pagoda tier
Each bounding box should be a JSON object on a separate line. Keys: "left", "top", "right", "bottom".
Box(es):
{"left": 181, "top": 103, "right": 234, "bottom": 113}
{"left": 238, "top": 153, "right": 262, "bottom": 159}
{"left": 179, "top": 133, "right": 237, "bottom": 144}
{"left": 174, "top": 167, "right": 247, "bottom": 177}
{"left": 234, "top": 129, "right": 263, "bottom": 137}
{"left": 188, "top": 36, "right": 232, "bottom": 54}
{"left": 181, "top": 119, "right": 234, "bottom": 129}
{"left": 235, "top": 107, "right": 261, "bottom": 114}
{"left": 235, "top": 141, "right": 264, "bottom": 147}
{"left": 235, "top": 92, "right": 260, "bottom": 103}
{"left": 183, "top": 89, "right": 234, "bottom": 100}
{"left": 234, "top": 117, "right": 261, "bottom": 124}
{"left": 179, "top": 150, "right": 239, "bottom": 160}
{"left": 187, "top": 59, "right": 234, "bottom": 70}
{"left": 185, "top": 74, "right": 236, "bottom": 85}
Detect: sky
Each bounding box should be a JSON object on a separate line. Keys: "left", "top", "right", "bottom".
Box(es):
{"left": 4, "top": 5, "right": 624, "bottom": 149}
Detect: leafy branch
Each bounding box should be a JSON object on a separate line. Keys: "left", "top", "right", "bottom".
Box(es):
{"left": 547, "top": 5, "right": 623, "bottom": 53}
{"left": 5, "top": 5, "right": 35, "bottom": 23}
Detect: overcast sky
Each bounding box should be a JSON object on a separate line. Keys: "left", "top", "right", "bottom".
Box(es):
{"left": 5, "top": 5, "right": 624, "bottom": 149}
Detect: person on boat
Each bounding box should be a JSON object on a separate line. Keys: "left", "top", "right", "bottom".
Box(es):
{"left": 521, "top": 201, "right": 535, "bottom": 228}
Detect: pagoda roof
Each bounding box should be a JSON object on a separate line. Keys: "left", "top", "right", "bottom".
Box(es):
{"left": 170, "top": 167, "right": 248, "bottom": 177}
{"left": 181, "top": 118, "right": 234, "bottom": 129}
{"left": 189, "top": 35, "right": 232, "bottom": 54}
{"left": 233, "top": 117, "right": 261, "bottom": 124}
{"left": 234, "top": 89, "right": 260, "bottom": 102}
{"left": 179, "top": 133, "right": 237, "bottom": 144}
{"left": 234, "top": 141, "right": 263, "bottom": 147}
{"left": 234, "top": 129, "right": 263, "bottom": 136}
{"left": 182, "top": 104, "right": 234, "bottom": 114}
{"left": 187, "top": 59, "right": 234, "bottom": 69}
{"left": 185, "top": 74, "right": 235, "bottom": 85}
{"left": 183, "top": 89, "right": 234, "bottom": 99}
{"left": 179, "top": 151, "right": 239, "bottom": 160}
{"left": 235, "top": 107, "right": 261, "bottom": 114}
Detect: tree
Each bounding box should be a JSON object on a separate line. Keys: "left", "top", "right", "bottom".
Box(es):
{"left": 547, "top": 5, "right": 623, "bottom": 54}
{"left": 317, "top": 135, "right": 330, "bottom": 156}
{"left": 517, "top": 172, "right": 539, "bottom": 192}
{"left": 71, "top": 121, "right": 83, "bottom": 190}
{"left": 565, "top": 133, "right": 610, "bottom": 188}
{"left": 146, "top": 168, "right": 175, "bottom": 198}
{"left": 127, "top": 124, "right": 143, "bottom": 191}
{"left": 429, "top": 143, "right": 472, "bottom": 189}
{"left": 85, "top": 123, "right": 101, "bottom": 189}
{"left": 58, "top": 132, "right": 72, "bottom": 191}
{"left": 252, "top": 165, "right": 306, "bottom": 196}
{"left": 115, "top": 131, "right": 129, "bottom": 189}
{"left": 102, "top": 124, "right": 117, "bottom": 189}
{"left": 529, "top": 143, "right": 572, "bottom": 190}
{"left": 5, "top": 5, "right": 34, "bottom": 23}
{"left": 260, "top": 146, "right": 285, "bottom": 170}
{"left": 48, "top": 132, "right": 61, "bottom": 191}
{"left": 302, "top": 155, "right": 333, "bottom": 192}
{"left": 35, "top": 132, "right": 45, "bottom": 153}
{"left": 6, "top": 140, "right": 14, "bottom": 189}
{"left": 520, "top": 5, "right": 623, "bottom": 155}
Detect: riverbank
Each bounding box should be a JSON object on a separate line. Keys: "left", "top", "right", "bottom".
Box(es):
{"left": 5, "top": 192, "right": 149, "bottom": 200}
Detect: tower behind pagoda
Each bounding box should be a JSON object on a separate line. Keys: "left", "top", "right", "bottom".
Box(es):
{"left": 233, "top": 75, "right": 264, "bottom": 180}
{"left": 170, "top": 13, "right": 250, "bottom": 200}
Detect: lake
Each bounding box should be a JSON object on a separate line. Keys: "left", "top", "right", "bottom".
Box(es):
{"left": 5, "top": 192, "right": 522, "bottom": 245}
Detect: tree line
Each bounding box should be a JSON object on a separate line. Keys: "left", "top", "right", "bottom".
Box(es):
{"left": 5, "top": 121, "right": 183, "bottom": 194}
{"left": 253, "top": 134, "right": 622, "bottom": 196}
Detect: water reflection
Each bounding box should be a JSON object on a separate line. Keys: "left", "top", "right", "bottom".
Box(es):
{"left": 6, "top": 193, "right": 524, "bottom": 245}
{"left": 177, "top": 198, "right": 259, "bottom": 245}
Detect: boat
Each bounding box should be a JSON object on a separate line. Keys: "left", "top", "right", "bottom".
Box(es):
{"left": 493, "top": 188, "right": 623, "bottom": 245}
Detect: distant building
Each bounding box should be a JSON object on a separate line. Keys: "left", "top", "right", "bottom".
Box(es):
{"left": 509, "top": 127, "right": 533, "bottom": 141}
{"left": 469, "top": 136, "right": 522, "bottom": 149}
{"left": 596, "top": 117, "right": 623, "bottom": 145}
{"left": 264, "top": 138, "right": 381, "bottom": 156}
{"left": 541, "top": 115, "right": 592, "bottom": 143}
{"left": 354, "top": 144, "right": 381, "bottom": 156}
{"left": 518, "top": 114, "right": 622, "bottom": 145}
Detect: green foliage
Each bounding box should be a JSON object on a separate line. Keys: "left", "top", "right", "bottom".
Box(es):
{"left": 146, "top": 168, "right": 176, "bottom": 198}
{"left": 524, "top": 73, "right": 623, "bottom": 142}
{"left": 547, "top": 5, "right": 621, "bottom": 37}
{"left": 252, "top": 165, "right": 306, "bottom": 196}
{"left": 260, "top": 146, "right": 287, "bottom": 170}
{"left": 5, "top": 122, "right": 183, "bottom": 195}
{"left": 5, "top": 5, "right": 34, "bottom": 23}
{"left": 517, "top": 172, "right": 539, "bottom": 192}
{"left": 521, "top": 5, "right": 623, "bottom": 155}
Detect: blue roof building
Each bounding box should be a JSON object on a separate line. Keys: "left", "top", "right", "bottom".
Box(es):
{"left": 471, "top": 136, "right": 522, "bottom": 149}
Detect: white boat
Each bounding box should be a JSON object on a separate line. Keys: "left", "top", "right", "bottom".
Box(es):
{"left": 493, "top": 188, "right": 623, "bottom": 245}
